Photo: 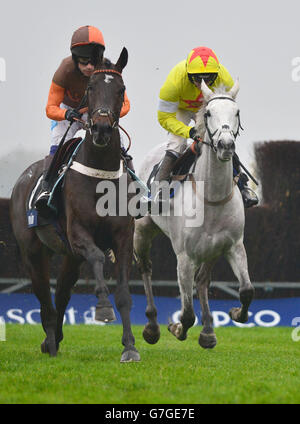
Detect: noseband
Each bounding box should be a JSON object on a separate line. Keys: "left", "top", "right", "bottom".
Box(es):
{"left": 203, "top": 96, "right": 244, "bottom": 152}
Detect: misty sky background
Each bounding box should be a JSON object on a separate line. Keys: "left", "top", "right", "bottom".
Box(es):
{"left": 0, "top": 0, "right": 299, "bottom": 197}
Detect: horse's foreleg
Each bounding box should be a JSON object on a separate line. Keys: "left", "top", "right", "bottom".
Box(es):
{"left": 69, "top": 228, "right": 115, "bottom": 322}
{"left": 114, "top": 234, "right": 140, "bottom": 363}
{"left": 195, "top": 261, "right": 217, "bottom": 349}
{"left": 225, "top": 241, "right": 255, "bottom": 323}
{"left": 168, "top": 252, "right": 195, "bottom": 341}
{"left": 55, "top": 255, "right": 81, "bottom": 350}
{"left": 134, "top": 217, "right": 161, "bottom": 345}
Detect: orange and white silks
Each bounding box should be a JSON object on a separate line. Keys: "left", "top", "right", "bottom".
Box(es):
{"left": 46, "top": 81, "right": 130, "bottom": 121}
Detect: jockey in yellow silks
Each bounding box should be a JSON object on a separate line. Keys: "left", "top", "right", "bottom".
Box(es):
{"left": 158, "top": 47, "right": 233, "bottom": 140}
{"left": 156, "top": 46, "right": 258, "bottom": 208}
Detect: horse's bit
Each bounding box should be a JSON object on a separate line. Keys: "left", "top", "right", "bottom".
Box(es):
{"left": 88, "top": 108, "right": 119, "bottom": 134}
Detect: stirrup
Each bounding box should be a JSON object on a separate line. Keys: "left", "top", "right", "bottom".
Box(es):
{"left": 241, "top": 187, "right": 259, "bottom": 208}
{"left": 153, "top": 185, "right": 175, "bottom": 203}
{"left": 34, "top": 191, "right": 51, "bottom": 216}
{"left": 35, "top": 190, "right": 50, "bottom": 205}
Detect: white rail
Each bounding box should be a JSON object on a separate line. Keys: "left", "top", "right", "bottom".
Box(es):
{"left": 1, "top": 278, "right": 300, "bottom": 297}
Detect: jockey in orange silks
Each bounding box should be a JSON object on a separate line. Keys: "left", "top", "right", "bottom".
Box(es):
{"left": 34, "top": 26, "right": 132, "bottom": 214}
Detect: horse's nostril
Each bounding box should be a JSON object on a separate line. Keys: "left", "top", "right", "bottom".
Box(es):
{"left": 218, "top": 139, "right": 225, "bottom": 149}
{"left": 91, "top": 125, "right": 99, "bottom": 135}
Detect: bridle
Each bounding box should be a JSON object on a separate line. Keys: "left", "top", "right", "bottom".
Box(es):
{"left": 72, "top": 68, "right": 132, "bottom": 151}
{"left": 84, "top": 68, "right": 124, "bottom": 134}
{"left": 202, "top": 96, "right": 244, "bottom": 153}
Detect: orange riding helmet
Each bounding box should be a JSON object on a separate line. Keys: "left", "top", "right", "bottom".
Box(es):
{"left": 71, "top": 25, "right": 105, "bottom": 59}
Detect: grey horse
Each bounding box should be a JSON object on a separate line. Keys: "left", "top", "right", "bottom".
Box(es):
{"left": 134, "top": 80, "right": 254, "bottom": 349}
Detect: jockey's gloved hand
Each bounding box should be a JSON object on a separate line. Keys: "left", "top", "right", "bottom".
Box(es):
{"left": 189, "top": 127, "right": 201, "bottom": 141}
{"left": 65, "top": 108, "right": 82, "bottom": 123}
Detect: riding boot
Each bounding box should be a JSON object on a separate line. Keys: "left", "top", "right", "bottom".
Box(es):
{"left": 233, "top": 152, "right": 259, "bottom": 208}
{"left": 136, "top": 150, "right": 178, "bottom": 218}
{"left": 152, "top": 150, "right": 179, "bottom": 204}
{"left": 34, "top": 155, "right": 54, "bottom": 216}
{"left": 156, "top": 150, "right": 178, "bottom": 182}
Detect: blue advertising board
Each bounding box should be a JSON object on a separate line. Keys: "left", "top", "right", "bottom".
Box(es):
{"left": 1, "top": 293, "right": 300, "bottom": 327}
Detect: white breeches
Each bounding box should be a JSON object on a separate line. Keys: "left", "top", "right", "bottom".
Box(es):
{"left": 49, "top": 103, "right": 126, "bottom": 153}
{"left": 50, "top": 103, "right": 88, "bottom": 147}
{"left": 166, "top": 109, "right": 196, "bottom": 153}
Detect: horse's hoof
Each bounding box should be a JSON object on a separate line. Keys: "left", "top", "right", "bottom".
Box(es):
{"left": 120, "top": 349, "right": 141, "bottom": 363}
{"left": 95, "top": 306, "right": 116, "bottom": 322}
{"left": 41, "top": 339, "right": 57, "bottom": 357}
{"left": 229, "top": 307, "right": 248, "bottom": 323}
{"left": 55, "top": 335, "right": 63, "bottom": 352}
{"left": 143, "top": 324, "right": 160, "bottom": 344}
{"left": 199, "top": 332, "right": 217, "bottom": 349}
{"left": 168, "top": 322, "right": 187, "bottom": 341}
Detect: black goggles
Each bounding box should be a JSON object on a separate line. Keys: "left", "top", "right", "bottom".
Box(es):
{"left": 77, "top": 57, "right": 94, "bottom": 66}
{"left": 191, "top": 73, "right": 218, "bottom": 86}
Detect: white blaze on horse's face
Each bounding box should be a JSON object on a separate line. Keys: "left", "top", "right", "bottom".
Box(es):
{"left": 201, "top": 80, "right": 241, "bottom": 162}
{"left": 104, "top": 74, "right": 114, "bottom": 84}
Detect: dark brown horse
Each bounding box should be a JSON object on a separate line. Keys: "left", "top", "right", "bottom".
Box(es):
{"left": 10, "top": 48, "right": 140, "bottom": 362}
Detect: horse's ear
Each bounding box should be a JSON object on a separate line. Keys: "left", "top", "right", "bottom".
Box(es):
{"left": 91, "top": 45, "right": 105, "bottom": 68}
{"left": 115, "top": 47, "right": 128, "bottom": 73}
{"left": 201, "top": 80, "right": 214, "bottom": 102}
{"left": 228, "top": 79, "right": 240, "bottom": 99}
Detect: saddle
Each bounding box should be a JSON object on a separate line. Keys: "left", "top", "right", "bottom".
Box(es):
{"left": 27, "top": 137, "right": 83, "bottom": 229}
{"left": 27, "top": 137, "right": 134, "bottom": 227}
{"left": 147, "top": 142, "right": 199, "bottom": 193}
{"left": 172, "top": 142, "right": 200, "bottom": 179}
{"left": 47, "top": 137, "right": 83, "bottom": 185}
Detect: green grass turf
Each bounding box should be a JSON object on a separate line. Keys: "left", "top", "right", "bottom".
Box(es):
{"left": 0, "top": 324, "right": 299, "bottom": 404}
